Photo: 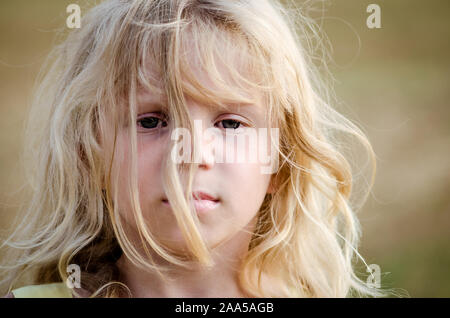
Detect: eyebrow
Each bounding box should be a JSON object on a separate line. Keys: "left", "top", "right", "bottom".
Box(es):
{"left": 136, "top": 92, "right": 167, "bottom": 112}
{"left": 225, "top": 102, "right": 264, "bottom": 113}
{"left": 136, "top": 90, "right": 262, "bottom": 116}
{"left": 137, "top": 101, "right": 167, "bottom": 111}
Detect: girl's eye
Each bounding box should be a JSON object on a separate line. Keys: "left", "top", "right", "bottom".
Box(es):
{"left": 216, "top": 119, "right": 243, "bottom": 129}
{"left": 137, "top": 115, "right": 168, "bottom": 130}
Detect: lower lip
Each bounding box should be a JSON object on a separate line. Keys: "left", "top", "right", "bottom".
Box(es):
{"left": 162, "top": 199, "right": 220, "bottom": 213}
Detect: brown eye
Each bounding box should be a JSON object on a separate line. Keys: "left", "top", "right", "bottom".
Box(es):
{"left": 137, "top": 114, "right": 168, "bottom": 130}
{"left": 218, "top": 119, "right": 241, "bottom": 129}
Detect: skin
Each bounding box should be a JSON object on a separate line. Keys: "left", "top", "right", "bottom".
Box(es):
{"left": 107, "top": 44, "right": 277, "bottom": 297}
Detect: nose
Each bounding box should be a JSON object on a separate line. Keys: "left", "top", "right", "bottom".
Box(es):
{"left": 193, "top": 119, "right": 217, "bottom": 170}
{"left": 198, "top": 132, "right": 217, "bottom": 171}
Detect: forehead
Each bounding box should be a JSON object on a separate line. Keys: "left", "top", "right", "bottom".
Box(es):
{"left": 137, "top": 73, "right": 265, "bottom": 123}
{"left": 136, "top": 26, "right": 265, "bottom": 113}
{"left": 136, "top": 62, "right": 264, "bottom": 119}
{"left": 136, "top": 87, "right": 265, "bottom": 120}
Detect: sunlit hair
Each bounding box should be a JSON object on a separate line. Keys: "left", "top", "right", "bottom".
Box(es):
{"left": 1, "top": 0, "right": 384, "bottom": 297}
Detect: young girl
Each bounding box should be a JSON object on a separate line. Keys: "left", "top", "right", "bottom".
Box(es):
{"left": 1, "top": 0, "right": 382, "bottom": 298}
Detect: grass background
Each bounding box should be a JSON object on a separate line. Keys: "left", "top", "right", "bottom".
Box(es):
{"left": 1, "top": 0, "right": 449, "bottom": 297}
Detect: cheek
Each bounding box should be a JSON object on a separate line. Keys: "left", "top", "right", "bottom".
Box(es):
{"left": 136, "top": 138, "right": 167, "bottom": 198}
{"left": 137, "top": 142, "right": 163, "bottom": 176}
{"left": 225, "top": 164, "right": 271, "bottom": 213}
{"left": 109, "top": 138, "right": 133, "bottom": 217}
{"left": 110, "top": 134, "right": 168, "bottom": 214}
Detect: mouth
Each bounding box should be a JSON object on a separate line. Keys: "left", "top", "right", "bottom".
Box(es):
{"left": 162, "top": 191, "right": 220, "bottom": 213}
{"left": 192, "top": 191, "right": 219, "bottom": 201}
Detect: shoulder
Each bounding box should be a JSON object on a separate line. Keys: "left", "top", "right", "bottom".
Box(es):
{"left": 10, "top": 282, "right": 73, "bottom": 298}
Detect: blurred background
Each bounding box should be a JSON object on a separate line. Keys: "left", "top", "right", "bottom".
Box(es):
{"left": 0, "top": 0, "right": 449, "bottom": 297}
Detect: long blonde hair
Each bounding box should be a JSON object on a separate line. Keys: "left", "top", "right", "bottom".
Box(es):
{"left": 1, "top": 0, "right": 383, "bottom": 297}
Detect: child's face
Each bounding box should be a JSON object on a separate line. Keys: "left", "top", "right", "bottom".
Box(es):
{"left": 111, "top": 55, "right": 275, "bottom": 254}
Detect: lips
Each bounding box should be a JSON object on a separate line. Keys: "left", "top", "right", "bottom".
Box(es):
{"left": 162, "top": 191, "right": 220, "bottom": 213}
{"left": 192, "top": 191, "right": 219, "bottom": 202}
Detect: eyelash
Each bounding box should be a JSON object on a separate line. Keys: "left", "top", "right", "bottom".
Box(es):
{"left": 137, "top": 114, "right": 168, "bottom": 130}
{"left": 136, "top": 114, "right": 246, "bottom": 131}
{"left": 215, "top": 118, "right": 245, "bottom": 130}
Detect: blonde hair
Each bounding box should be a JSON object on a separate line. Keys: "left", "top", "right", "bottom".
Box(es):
{"left": 1, "top": 0, "right": 383, "bottom": 297}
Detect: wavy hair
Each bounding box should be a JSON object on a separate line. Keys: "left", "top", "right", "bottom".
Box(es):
{"left": 1, "top": 0, "right": 383, "bottom": 297}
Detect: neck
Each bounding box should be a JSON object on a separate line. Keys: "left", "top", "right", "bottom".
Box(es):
{"left": 115, "top": 226, "right": 255, "bottom": 298}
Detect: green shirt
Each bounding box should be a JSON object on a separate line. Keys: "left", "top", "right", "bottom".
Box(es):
{"left": 11, "top": 282, "right": 73, "bottom": 298}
